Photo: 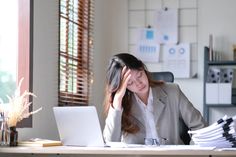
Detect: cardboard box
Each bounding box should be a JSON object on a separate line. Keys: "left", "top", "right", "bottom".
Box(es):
{"left": 206, "top": 83, "right": 218, "bottom": 104}
{"left": 206, "top": 83, "right": 232, "bottom": 104}
{"left": 218, "top": 83, "right": 232, "bottom": 104}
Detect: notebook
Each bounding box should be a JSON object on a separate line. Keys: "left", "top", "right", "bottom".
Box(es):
{"left": 53, "top": 106, "right": 105, "bottom": 147}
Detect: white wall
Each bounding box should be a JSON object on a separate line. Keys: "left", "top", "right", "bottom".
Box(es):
{"left": 18, "top": 0, "right": 236, "bottom": 141}
{"left": 92, "top": 0, "right": 129, "bottom": 127}
{"left": 18, "top": 0, "right": 59, "bottom": 140}
{"left": 92, "top": 0, "right": 113, "bottom": 127}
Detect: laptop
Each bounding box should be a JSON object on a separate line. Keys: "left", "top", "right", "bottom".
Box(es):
{"left": 53, "top": 106, "right": 105, "bottom": 147}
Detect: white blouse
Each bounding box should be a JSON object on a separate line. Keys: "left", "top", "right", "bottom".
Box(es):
{"left": 134, "top": 88, "right": 159, "bottom": 143}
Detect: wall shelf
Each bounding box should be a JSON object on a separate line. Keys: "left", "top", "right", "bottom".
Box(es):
{"left": 207, "top": 61, "right": 236, "bottom": 66}
{"left": 203, "top": 46, "right": 236, "bottom": 123}
{"left": 206, "top": 104, "right": 236, "bottom": 107}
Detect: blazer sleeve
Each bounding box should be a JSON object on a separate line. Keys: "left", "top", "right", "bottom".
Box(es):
{"left": 176, "top": 85, "right": 207, "bottom": 130}
{"left": 103, "top": 107, "right": 123, "bottom": 142}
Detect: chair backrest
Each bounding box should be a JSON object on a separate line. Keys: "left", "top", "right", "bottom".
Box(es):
{"left": 150, "top": 71, "right": 191, "bottom": 145}
{"left": 150, "top": 71, "right": 174, "bottom": 83}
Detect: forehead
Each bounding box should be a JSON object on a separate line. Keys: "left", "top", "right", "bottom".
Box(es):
{"left": 129, "top": 69, "right": 143, "bottom": 79}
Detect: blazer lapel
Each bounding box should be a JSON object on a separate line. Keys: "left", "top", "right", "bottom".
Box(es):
{"left": 152, "top": 85, "right": 168, "bottom": 124}
{"left": 130, "top": 85, "right": 168, "bottom": 129}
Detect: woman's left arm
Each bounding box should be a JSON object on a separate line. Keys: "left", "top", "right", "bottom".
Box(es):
{"left": 177, "top": 85, "right": 207, "bottom": 130}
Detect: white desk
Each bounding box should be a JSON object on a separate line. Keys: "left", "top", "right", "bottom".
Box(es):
{"left": 0, "top": 146, "right": 235, "bottom": 156}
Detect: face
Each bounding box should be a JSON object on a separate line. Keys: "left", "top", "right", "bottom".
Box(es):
{"left": 126, "top": 70, "right": 149, "bottom": 95}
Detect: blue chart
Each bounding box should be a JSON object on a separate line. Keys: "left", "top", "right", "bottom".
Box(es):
{"left": 136, "top": 28, "right": 160, "bottom": 63}
{"left": 139, "top": 45, "right": 157, "bottom": 53}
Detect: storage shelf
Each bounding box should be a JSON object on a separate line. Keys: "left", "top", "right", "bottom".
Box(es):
{"left": 206, "top": 104, "right": 236, "bottom": 107}
{"left": 203, "top": 46, "right": 236, "bottom": 124}
{"left": 207, "top": 60, "right": 236, "bottom": 66}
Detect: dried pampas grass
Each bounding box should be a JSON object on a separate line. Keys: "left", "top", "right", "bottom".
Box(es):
{"left": 4, "top": 78, "right": 42, "bottom": 127}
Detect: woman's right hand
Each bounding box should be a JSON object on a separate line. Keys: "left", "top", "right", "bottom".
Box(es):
{"left": 112, "top": 66, "right": 131, "bottom": 110}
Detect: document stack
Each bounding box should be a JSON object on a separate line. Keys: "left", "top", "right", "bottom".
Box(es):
{"left": 188, "top": 115, "right": 236, "bottom": 148}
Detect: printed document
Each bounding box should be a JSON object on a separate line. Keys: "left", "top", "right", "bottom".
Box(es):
{"left": 155, "top": 9, "right": 178, "bottom": 44}
{"left": 135, "top": 28, "right": 160, "bottom": 63}
{"left": 163, "top": 43, "right": 190, "bottom": 78}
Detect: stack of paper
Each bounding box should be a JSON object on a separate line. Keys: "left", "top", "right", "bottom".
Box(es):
{"left": 188, "top": 115, "right": 236, "bottom": 148}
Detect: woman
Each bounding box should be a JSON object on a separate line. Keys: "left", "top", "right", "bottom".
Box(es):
{"left": 103, "top": 53, "right": 206, "bottom": 145}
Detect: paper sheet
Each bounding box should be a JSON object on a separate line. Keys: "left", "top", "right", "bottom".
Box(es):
{"left": 106, "top": 142, "right": 216, "bottom": 150}
{"left": 163, "top": 43, "right": 190, "bottom": 78}
{"left": 135, "top": 28, "right": 160, "bottom": 63}
{"left": 158, "top": 145, "right": 215, "bottom": 150}
{"left": 155, "top": 9, "right": 178, "bottom": 44}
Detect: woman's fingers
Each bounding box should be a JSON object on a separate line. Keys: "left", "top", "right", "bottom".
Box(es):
{"left": 113, "top": 67, "right": 131, "bottom": 110}
{"left": 121, "top": 66, "right": 127, "bottom": 77}
{"left": 120, "top": 66, "right": 131, "bottom": 89}
{"left": 114, "top": 67, "right": 131, "bottom": 98}
{"left": 122, "top": 69, "right": 131, "bottom": 88}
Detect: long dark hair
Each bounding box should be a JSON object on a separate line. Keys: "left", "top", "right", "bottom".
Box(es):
{"left": 103, "top": 53, "right": 162, "bottom": 133}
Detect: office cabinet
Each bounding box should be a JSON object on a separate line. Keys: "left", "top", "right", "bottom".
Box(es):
{"left": 203, "top": 47, "right": 236, "bottom": 123}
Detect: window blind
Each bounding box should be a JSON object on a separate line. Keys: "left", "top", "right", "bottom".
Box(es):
{"left": 59, "top": 0, "right": 94, "bottom": 106}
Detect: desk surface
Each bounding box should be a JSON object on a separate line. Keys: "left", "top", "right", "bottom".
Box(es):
{"left": 0, "top": 146, "right": 235, "bottom": 156}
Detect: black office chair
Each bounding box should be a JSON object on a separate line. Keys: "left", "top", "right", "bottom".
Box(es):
{"left": 150, "top": 71, "right": 191, "bottom": 145}
{"left": 150, "top": 71, "right": 174, "bottom": 83}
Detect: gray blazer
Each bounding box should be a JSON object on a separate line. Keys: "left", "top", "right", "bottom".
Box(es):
{"left": 103, "top": 83, "right": 206, "bottom": 145}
